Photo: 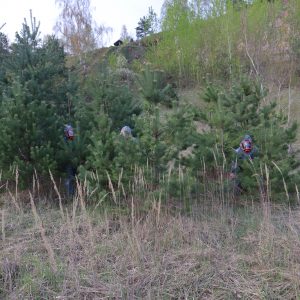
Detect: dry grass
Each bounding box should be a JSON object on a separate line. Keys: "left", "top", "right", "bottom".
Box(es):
{"left": 268, "top": 86, "right": 300, "bottom": 151}
{"left": 0, "top": 185, "right": 300, "bottom": 299}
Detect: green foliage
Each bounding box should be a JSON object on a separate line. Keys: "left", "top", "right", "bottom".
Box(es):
{"left": 6, "top": 35, "right": 70, "bottom": 112}
{"left": 0, "top": 17, "right": 74, "bottom": 185}
{"left": 202, "top": 77, "right": 268, "bottom": 145}
{"left": 150, "top": 0, "right": 230, "bottom": 83}
{"left": 147, "top": 0, "right": 296, "bottom": 86}
{"left": 0, "top": 31, "right": 9, "bottom": 93}
{"left": 56, "top": 123, "right": 88, "bottom": 175}
{"left": 76, "top": 71, "right": 143, "bottom": 196}
{"left": 130, "top": 104, "right": 200, "bottom": 203}
{"left": 112, "top": 133, "right": 144, "bottom": 185}
{"left": 82, "top": 74, "right": 142, "bottom": 130}
{"left": 136, "top": 6, "right": 158, "bottom": 39}
{"left": 79, "top": 97, "right": 200, "bottom": 201}
{"left": 198, "top": 77, "right": 300, "bottom": 199}
{"left": 78, "top": 113, "right": 115, "bottom": 189}
{"left": 134, "top": 108, "right": 170, "bottom": 175}
{"left": 0, "top": 80, "right": 62, "bottom": 184}
{"left": 0, "top": 32, "right": 8, "bottom": 53}
{"left": 1, "top": 1, "right": 299, "bottom": 206}
{"left": 289, "top": 0, "right": 300, "bottom": 75}
{"left": 137, "top": 64, "right": 178, "bottom": 107}
{"left": 17, "top": 255, "right": 65, "bottom": 298}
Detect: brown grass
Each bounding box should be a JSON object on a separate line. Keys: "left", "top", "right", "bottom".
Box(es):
{"left": 0, "top": 187, "right": 300, "bottom": 299}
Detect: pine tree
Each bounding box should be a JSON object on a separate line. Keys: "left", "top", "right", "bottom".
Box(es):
{"left": 135, "top": 7, "right": 158, "bottom": 39}
{"left": 137, "top": 64, "right": 178, "bottom": 107}
{"left": 0, "top": 80, "right": 62, "bottom": 184}
{"left": 76, "top": 74, "right": 143, "bottom": 196}
{"left": 79, "top": 95, "right": 199, "bottom": 199}
{"left": 0, "top": 16, "right": 74, "bottom": 185}
{"left": 198, "top": 77, "right": 300, "bottom": 200}
{"left": 78, "top": 113, "right": 115, "bottom": 189}
{"left": 0, "top": 31, "right": 9, "bottom": 91}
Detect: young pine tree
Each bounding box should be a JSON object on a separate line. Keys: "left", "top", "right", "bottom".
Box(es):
{"left": 198, "top": 77, "right": 300, "bottom": 200}
{"left": 0, "top": 16, "right": 74, "bottom": 186}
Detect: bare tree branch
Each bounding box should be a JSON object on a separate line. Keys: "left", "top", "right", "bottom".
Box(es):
{"left": 0, "top": 23, "right": 6, "bottom": 31}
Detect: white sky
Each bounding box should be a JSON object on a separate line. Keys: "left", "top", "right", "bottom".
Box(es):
{"left": 0, "top": 0, "right": 164, "bottom": 46}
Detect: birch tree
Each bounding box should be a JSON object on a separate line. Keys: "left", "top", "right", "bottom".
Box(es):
{"left": 55, "top": 0, "right": 112, "bottom": 55}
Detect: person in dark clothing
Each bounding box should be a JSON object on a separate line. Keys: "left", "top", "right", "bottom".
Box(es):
{"left": 232, "top": 134, "right": 257, "bottom": 161}
{"left": 114, "top": 39, "right": 123, "bottom": 46}
{"left": 64, "top": 124, "right": 76, "bottom": 197}
{"left": 230, "top": 134, "right": 258, "bottom": 194}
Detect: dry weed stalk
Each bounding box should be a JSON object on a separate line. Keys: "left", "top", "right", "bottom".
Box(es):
{"left": 7, "top": 189, "right": 21, "bottom": 213}
{"left": 106, "top": 171, "right": 117, "bottom": 205}
{"left": 296, "top": 184, "right": 300, "bottom": 205}
{"left": 15, "top": 166, "right": 19, "bottom": 208}
{"left": 91, "top": 192, "right": 109, "bottom": 214}
{"left": 154, "top": 192, "right": 162, "bottom": 227}
{"left": 49, "top": 170, "right": 65, "bottom": 219}
{"left": 72, "top": 192, "right": 79, "bottom": 229}
{"left": 1, "top": 209, "right": 5, "bottom": 242}
{"left": 63, "top": 210, "right": 82, "bottom": 293}
{"left": 33, "top": 169, "right": 41, "bottom": 199}
{"left": 131, "top": 196, "right": 135, "bottom": 228}
{"left": 272, "top": 161, "right": 289, "bottom": 201}
{"left": 76, "top": 177, "right": 95, "bottom": 248}
{"left": 29, "top": 192, "right": 57, "bottom": 273}
{"left": 7, "top": 169, "right": 21, "bottom": 213}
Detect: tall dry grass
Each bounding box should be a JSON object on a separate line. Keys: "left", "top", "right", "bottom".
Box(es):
{"left": 0, "top": 170, "right": 299, "bottom": 299}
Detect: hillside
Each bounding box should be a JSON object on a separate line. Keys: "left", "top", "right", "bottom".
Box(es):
{"left": 76, "top": 36, "right": 300, "bottom": 146}
{"left": 2, "top": 1, "right": 300, "bottom": 298}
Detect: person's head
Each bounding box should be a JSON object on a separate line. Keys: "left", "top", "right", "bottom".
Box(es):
{"left": 120, "top": 125, "right": 132, "bottom": 138}
{"left": 243, "top": 134, "right": 252, "bottom": 142}
{"left": 64, "top": 124, "right": 74, "bottom": 141}
{"left": 240, "top": 135, "right": 252, "bottom": 154}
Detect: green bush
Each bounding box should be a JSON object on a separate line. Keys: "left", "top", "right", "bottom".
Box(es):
{"left": 137, "top": 64, "right": 178, "bottom": 107}
{"left": 0, "top": 24, "right": 73, "bottom": 185}
{"left": 195, "top": 77, "right": 300, "bottom": 200}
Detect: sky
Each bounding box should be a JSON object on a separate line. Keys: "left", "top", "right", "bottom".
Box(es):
{"left": 0, "top": 0, "right": 165, "bottom": 46}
